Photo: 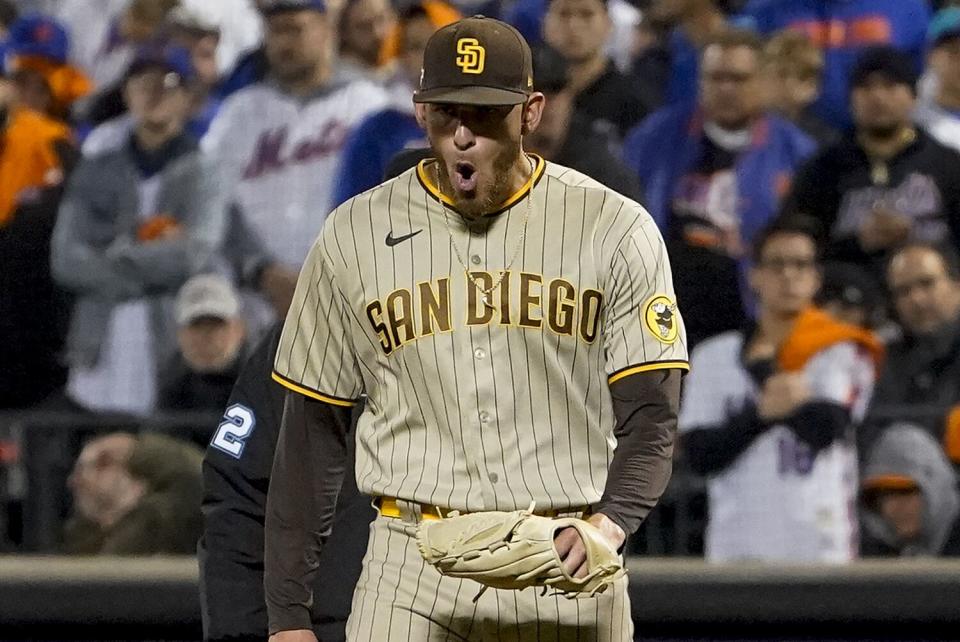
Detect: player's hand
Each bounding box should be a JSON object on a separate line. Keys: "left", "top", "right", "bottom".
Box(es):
{"left": 554, "top": 513, "right": 625, "bottom": 578}
{"left": 260, "top": 263, "right": 300, "bottom": 316}
{"left": 269, "top": 629, "right": 317, "bottom": 642}
{"left": 757, "top": 372, "right": 811, "bottom": 421}
{"left": 858, "top": 207, "right": 911, "bottom": 252}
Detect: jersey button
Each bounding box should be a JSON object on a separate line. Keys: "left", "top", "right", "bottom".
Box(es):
{"left": 474, "top": 348, "right": 485, "bottom": 360}
{"left": 479, "top": 411, "right": 490, "bottom": 423}
{"left": 488, "top": 472, "right": 499, "bottom": 483}
{"left": 470, "top": 254, "right": 482, "bottom": 265}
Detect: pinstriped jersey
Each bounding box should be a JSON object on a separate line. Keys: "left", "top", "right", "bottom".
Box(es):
{"left": 273, "top": 155, "right": 689, "bottom": 512}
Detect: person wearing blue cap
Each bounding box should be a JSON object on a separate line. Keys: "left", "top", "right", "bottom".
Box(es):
{"left": 916, "top": 7, "right": 960, "bottom": 153}
{"left": 5, "top": 12, "right": 93, "bottom": 119}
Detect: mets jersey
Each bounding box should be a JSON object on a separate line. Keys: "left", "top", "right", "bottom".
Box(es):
{"left": 680, "top": 332, "right": 874, "bottom": 562}
{"left": 202, "top": 77, "right": 389, "bottom": 269}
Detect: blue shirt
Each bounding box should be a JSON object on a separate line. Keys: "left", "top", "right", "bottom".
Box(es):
{"left": 333, "top": 109, "right": 426, "bottom": 206}
{"left": 738, "top": 0, "right": 931, "bottom": 129}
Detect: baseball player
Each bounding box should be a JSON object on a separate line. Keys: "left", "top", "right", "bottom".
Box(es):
{"left": 266, "top": 16, "right": 688, "bottom": 642}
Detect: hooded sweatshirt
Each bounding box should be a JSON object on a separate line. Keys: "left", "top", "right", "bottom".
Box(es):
{"left": 861, "top": 423, "right": 960, "bottom": 556}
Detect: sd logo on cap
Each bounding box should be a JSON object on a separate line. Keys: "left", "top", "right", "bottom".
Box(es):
{"left": 415, "top": 16, "right": 533, "bottom": 106}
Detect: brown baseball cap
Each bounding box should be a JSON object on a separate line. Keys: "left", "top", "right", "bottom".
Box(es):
{"left": 414, "top": 15, "right": 534, "bottom": 106}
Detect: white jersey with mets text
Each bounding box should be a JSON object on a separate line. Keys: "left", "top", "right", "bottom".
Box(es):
{"left": 680, "top": 332, "right": 874, "bottom": 563}
{"left": 202, "top": 77, "right": 389, "bottom": 269}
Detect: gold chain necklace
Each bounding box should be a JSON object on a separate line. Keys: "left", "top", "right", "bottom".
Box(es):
{"left": 436, "top": 158, "right": 534, "bottom": 308}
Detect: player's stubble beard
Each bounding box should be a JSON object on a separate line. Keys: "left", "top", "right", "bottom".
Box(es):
{"left": 432, "top": 134, "right": 525, "bottom": 220}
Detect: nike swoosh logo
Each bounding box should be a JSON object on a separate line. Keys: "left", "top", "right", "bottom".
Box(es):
{"left": 385, "top": 229, "right": 423, "bottom": 247}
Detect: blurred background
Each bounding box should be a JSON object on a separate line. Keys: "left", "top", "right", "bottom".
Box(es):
{"left": 2, "top": 0, "right": 960, "bottom": 639}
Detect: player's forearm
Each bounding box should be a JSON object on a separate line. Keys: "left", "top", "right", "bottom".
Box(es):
{"left": 264, "top": 392, "right": 351, "bottom": 634}
{"left": 594, "top": 369, "right": 682, "bottom": 537}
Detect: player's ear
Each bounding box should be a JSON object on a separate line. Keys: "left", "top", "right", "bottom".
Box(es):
{"left": 521, "top": 92, "right": 545, "bottom": 135}
{"left": 415, "top": 102, "right": 428, "bottom": 129}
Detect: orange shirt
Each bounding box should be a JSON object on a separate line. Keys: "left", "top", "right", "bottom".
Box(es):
{"left": 0, "top": 107, "right": 72, "bottom": 227}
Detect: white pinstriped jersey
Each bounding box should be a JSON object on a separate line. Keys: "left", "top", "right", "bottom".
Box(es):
{"left": 273, "top": 156, "right": 689, "bottom": 512}
{"left": 680, "top": 332, "right": 874, "bottom": 562}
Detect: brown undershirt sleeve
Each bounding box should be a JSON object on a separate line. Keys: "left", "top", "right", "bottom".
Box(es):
{"left": 593, "top": 368, "right": 682, "bottom": 538}
{"left": 264, "top": 390, "right": 353, "bottom": 635}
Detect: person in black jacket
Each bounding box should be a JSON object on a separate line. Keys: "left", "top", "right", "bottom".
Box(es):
{"left": 158, "top": 274, "right": 249, "bottom": 419}
{"left": 198, "top": 323, "right": 374, "bottom": 642}
{"left": 524, "top": 45, "right": 644, "bottom": 202}
{"left": 782, "top": 46, "right": 960, "bottom": 279}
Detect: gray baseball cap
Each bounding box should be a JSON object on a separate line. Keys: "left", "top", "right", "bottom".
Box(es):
{"left": 175, "top": 274, "right": 241, "bottom": 326}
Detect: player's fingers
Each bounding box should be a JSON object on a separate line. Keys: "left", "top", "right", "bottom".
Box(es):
{"left": 561, "top": 543, "right": 587, "bottom": 576}
{"left": 574, "top": 560, "right": 589, "bottom": 579}
{"left": 553, "top": 526, "right": 579, "bottom": 557}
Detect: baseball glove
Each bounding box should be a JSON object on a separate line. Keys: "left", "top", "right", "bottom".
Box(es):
{"left": 416, "top": 504, "right": 624, "bottom": 599}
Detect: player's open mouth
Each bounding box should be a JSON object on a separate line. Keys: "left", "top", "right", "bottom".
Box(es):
{"left": 453, "top": 161, "right": 478, "bottom": 193}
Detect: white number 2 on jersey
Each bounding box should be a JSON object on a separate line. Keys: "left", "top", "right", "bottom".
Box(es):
{"left": 211, "top": 404, "right": 256, "bottom": 459}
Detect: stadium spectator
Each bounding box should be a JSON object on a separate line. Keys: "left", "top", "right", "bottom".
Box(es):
{"left": 506, "top": 0, "right": 641, "bottom": 72}
{"left": 177, "top": 0, "right": 263, "bottom": 77}
{"left": 524, "top": 45, "right": 641, "bottom": 200}
{"left": 157, "top": 274, "right": 248, "bottom": 418}
{"left": 83, "top": 12, "right": 226, "bottom": 149}
{"left": 0, "top": 69, "right": 76, "bottom": 409}
{"left": 816, "top": 262, "right": 887, "bottom": 330}
{"left": 916, "top": 7, "right": 960, "bottom": 152}
{"left": 5, "top": 13, "right": 93, "bottom": 120}
{"left": 864, "top": 244, "right": 960, "bottom": 452}
{"left": 336, "top": 0, "right": 396, "bottom": 84}
{"left": 543, "top": 0, "right": 650, "bottom": 141}
{"left": 202, "top": 0, "right": 387, "bottom": 321}
{"left": 33, "top": 0, "right": 130, "bottom": 89}
{"left": 860, "top": 423, "right": 960, "bottom": 557}
{"left": 738, "top": 0, "right": 931, "bottom": 129}
{"left": 783, "top": 47, "right": 960, "bottom": 277}
{"left": 679, "top": 217, "right": 881, "bottom": 563}
{"left": 626, "top": 10, "right": 672, "bottom": 112}
{"left": 87, "top": 0, "right": 181, "bottom": 93}
{"left": 624, "top": 29, "right": 815, "bottom": 347}
{"left": 644, "top": 0, "right": 727, "bottom": 108}
{"left": 762, "top": 30, "right": 837, "bottom": 147}
{"left": 63, "top": 432, "right": 204, "bottom": 555}
{"left": 51, "top": 47, "right": 227, "bottom": 416}
{"left": 333, "top": 2, "right": 454, "bottom": 205}
{"left": 0, "top": 70, "right": 72, "bottom": 229}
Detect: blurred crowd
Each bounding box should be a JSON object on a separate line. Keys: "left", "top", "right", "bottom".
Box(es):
{"left": 1, "top": 0, "right": 960, "bottom": 562}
